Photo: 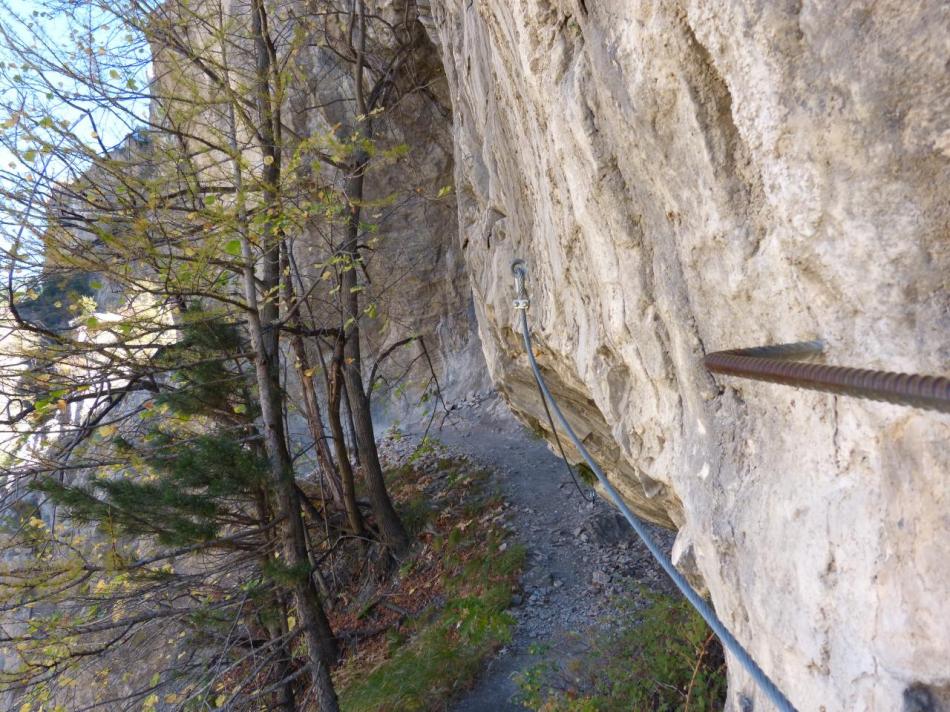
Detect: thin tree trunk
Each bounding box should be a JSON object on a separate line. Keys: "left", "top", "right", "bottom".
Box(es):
{"left": 341, "top": 380, "right": 361, "bottom": 467}
{"left": 280, "top": 245, "right": 345, "bottom": 506}
{"left": 228, "top": 2, "right": 341, "bottom": 707}
{"left": 260, "top": 596, "right": 298, "bottom": 712}
{"left": 297, "top": 339, "right": 346, "bottom": 506}
{"left": 328, "top": 338, "right": 367, "bottom": 539}
{"left": 340, "top": 162, "right": 409, "bottom": 557}
{"left": 255, "top": 491, "right": 299, "bottom": 712}
{"left": 336, "top": 0, "right": 409, "bottom": 558}
{"left": 241, "top": 223, "right": 340, "bottom": 693}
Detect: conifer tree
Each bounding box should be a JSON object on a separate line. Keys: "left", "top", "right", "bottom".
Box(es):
{"left": 0, "top": 0, "right": 440, "bottom": 707}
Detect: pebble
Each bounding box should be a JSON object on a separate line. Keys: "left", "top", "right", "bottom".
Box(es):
{"left": 376, "top": 397, "right": 677, "bottom": 691}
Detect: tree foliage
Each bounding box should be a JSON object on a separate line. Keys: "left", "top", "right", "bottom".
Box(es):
{"left": 0, "top": 0, "right": 447, "bottom": 709}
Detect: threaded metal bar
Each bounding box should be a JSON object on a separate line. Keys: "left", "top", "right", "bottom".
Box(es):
{"left": 512, "top": 260, "right": 798, "bottom": 712}
{"left": 705, "top": 344, "right": 950, "bottom": 414}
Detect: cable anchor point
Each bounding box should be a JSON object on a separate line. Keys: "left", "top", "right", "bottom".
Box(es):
{"left": 511, "top": 259, "right": 530, "bottom": 310}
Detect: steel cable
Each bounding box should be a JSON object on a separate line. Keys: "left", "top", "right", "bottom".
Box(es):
{"left": 511, "top": 261, "right": 797, "bottom": 712}
{"left": 533, "top": 374, "right": 596, "bottom": 503}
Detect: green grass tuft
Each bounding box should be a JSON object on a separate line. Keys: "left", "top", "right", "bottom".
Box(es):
{"left": 338, "top": 460, "right": 525, "bottom": 712}
{"left": 339, "top": 545, "right": 525, "bottom": 712}
{"left": 516, "top": 589, "right": 727, "bottom": 711}
{"left": 574, "top": 462, "right": 597, "bottom": 487}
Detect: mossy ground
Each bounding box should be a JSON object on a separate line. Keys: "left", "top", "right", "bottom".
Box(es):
{"left": 334, "top": 454, "right": 525, "bottom": 712}
{"left": 515, "top": 588, "right": 727, "bottom": 711}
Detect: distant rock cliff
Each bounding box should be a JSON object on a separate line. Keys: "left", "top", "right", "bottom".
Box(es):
{"left": 421, "top": 1, "right": 950, "bottom": 709}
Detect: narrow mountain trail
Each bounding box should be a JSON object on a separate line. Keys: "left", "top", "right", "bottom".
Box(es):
{"left": 383, "top": 392, "right": 675, "bottom": 710}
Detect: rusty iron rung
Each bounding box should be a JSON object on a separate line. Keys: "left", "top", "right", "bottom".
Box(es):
{"left": 704, "top": 343, "right": 950, "bottom": 414}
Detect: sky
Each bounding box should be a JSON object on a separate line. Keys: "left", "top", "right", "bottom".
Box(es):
{"left": 0, "top": 1, "right": 155, "bottom": 453}
{"left": 0, "top": 0, "right": 152, "bottom": 258}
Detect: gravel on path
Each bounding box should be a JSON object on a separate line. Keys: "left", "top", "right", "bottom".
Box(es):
{"left": 380, "top": 391, "right": 675, "bottom": 711}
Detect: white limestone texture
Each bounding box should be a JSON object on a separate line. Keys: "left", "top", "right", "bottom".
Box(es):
{"left": 422, "top": 1, "right": 950, "bottom": 709}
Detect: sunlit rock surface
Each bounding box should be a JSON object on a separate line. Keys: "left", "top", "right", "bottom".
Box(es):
{"left": 423, "top": 1, "right": 950, "bottom": 709}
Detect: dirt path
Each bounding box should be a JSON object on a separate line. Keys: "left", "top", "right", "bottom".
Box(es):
{"left": 391, "top": 392, "right": 675, "bottom": 710}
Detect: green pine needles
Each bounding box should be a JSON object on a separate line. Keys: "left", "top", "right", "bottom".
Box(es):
{"left": 32, "top": 433, "right": 268, "bottom": 547}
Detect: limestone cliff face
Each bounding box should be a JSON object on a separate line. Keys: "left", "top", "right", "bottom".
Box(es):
{"left": 148, "top": 0, "right": 487, "bottom": 417}
{"left": 284, "top": 18, "right": 485, "bottom": 411}
{"left": 422, "top": 1, "right": 950, "bottom": 709}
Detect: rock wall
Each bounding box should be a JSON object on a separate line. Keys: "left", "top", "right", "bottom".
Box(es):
{"left": 423, "top": 1, "right": 950, "bottom": 710}
{"left": 283, "top": 15, "right": 489, "bottom": 416}
{"left": 149, "top": 0, "right": 489, "bottom": 419}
